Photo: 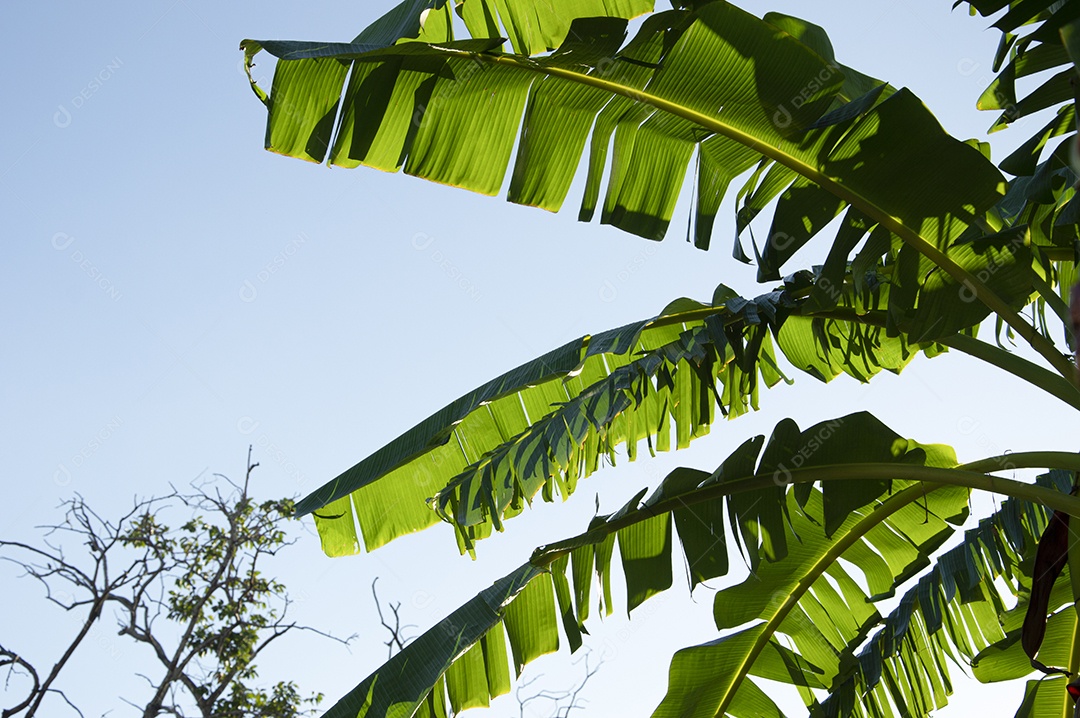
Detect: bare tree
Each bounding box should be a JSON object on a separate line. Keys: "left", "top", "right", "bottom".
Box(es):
{"left": 1, "top": 449, "right": 352, "bottom": 718}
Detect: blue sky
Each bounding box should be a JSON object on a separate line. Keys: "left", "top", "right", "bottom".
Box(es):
{"left": 1, "top": 1, "right": 1073, "bottom": 716}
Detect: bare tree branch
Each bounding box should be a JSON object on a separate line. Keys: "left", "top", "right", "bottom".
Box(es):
{"left": 514, "top": 650, "right": 603, "bottom": 718}
{"left": 371, "top": 578, "right": 416, "bottom": 658}
{"left": 1, "top": 645, "right": 40, "bottom": 717}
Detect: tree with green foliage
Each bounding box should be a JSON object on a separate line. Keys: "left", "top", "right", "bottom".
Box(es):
{"left": 1, "top": 452, "right": 350, "bottom": 718}
{"left": 241, "top": 0, "right": 1080, "bottom": 715}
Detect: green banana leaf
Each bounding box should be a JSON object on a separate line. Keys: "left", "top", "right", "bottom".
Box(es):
{"left": 456, "top": 0, "right": 654, "bottom": 55}
{"left": 959, "top": 0, "right": 1080, "bottom": 267}
{"left": 957, "top": 1, "right": 1080, "bottom": 360}
{"left": 300, "top": 230, "right": 1054, "bottom": 555}
{"left": 301, "top": 285, "right": 800, "bottom": 554}
{"left": 963, "top": 0, "right": 1079, "bottom": 134}
{"left": 318, "top": 414, "right": 1080, "bottom": 718}
{"left": 241, "top": 3, "right": 1003, "bottom": 266}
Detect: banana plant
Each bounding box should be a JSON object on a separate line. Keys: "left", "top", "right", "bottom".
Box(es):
{"left": 238, "top": 0, "right": 1080, "bottom": 715}
{"left": 318, "top": 413, "right": 1080, "bottom": 718}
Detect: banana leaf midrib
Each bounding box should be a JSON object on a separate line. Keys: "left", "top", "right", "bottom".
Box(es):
{"left": 712, "top": 481, "right": 941, "bottom": 718}
{"left": 530, "top": 457, "right": 1080, "bottom": 568}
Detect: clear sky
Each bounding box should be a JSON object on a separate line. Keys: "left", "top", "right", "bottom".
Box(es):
{"left": 1, "top": 0, "right": 1071, "bottom": 716}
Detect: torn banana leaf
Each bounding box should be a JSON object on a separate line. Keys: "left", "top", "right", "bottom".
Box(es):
{"left": 301, "top": 221, "right": 1048, "bottom": 556}
{"left": 242, "top": 3, "right": 1003, "bottom": 261}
